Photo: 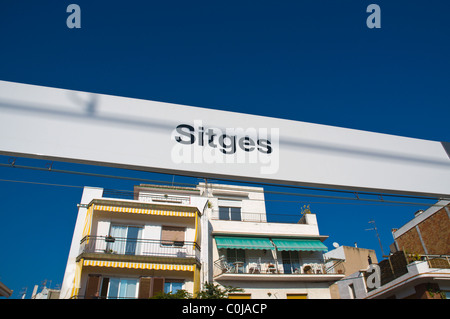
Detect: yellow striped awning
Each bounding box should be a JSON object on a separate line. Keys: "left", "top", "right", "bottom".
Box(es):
{"left": 83, "top": 259, "right": 194, "bottom": 272}
{"left": 94, "top": 205, "right": 195, "bottom": 218}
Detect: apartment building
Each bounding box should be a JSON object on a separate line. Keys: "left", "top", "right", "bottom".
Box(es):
{"left": 323, "top": 245, "right": 378, "bottom": 298}
{"left": 31, "top": 284, "right": 61, "bottom": 299}
{"left": 199, "top": 183, "right": 344, "bottom": 299}
{"left": 61, "top": 182, "right": 344, "bottom": 299}
{"left": 60, "top": 185, "right": 207, "bottom": 299}
{"left": 337, "top": 201, "right": 450, "bottom": 299}
{"left": 391, "top": 200, "right": 450, "bottom": 255}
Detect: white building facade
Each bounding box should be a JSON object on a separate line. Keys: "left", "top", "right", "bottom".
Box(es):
{"left": 200, "top": 182, "right": 344, "bottom": 299}
{"left": 60, "top": 185, "right": 207, "bottom": 299}
{"left": 60, "top": 182, "right": 343, "bottom": 299}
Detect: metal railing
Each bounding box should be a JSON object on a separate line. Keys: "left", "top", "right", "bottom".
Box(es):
{"left": 364, "top": 252, "right": 450, "bottom": 290}
{"left": 210, "top": 211, "right": 307, "bottom": 223}
{"left": 102, "top": 189, "right": 191, "bottom": 204}
{"left": 79, "top": 236, "right": 200, "bottom": 261}
{"left": 325, "top": 259, "right": 346, "bottom": 275}
{"left": 411, "top": 254, "right": 450, "bottom": 269}
{"left": 139, "top": 194, "right": 191, "bottom": 205}
{"left": 213, "top": 256, "right": 334, "bottom": 277}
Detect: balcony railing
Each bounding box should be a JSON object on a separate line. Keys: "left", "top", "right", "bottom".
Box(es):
{"left": 79, "top": 236, "right": 200, "bottom": 262}
{"left": 364, "top": 251, "right": 450, "bottom": 292}
{"left": 213, "top": 256, "right": 340, "bottom": 277}
{"left": 210, "top": 211, "right": 310, "bottom": 224}
{"left": 211, "top": 211, "right": 267, "bottom": 222}
{"left": 425, "top": 255, "right": 450, "bottom": 269}
{"left": 102, "top": 189, "right": 191, "bottom": 205}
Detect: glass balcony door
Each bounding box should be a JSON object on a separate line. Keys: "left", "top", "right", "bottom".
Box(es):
{"left": 281, "top": 251, "right": 300, "bottom": 274}
{"left": 108, "top": 225, "right": 142, "bottom": 255}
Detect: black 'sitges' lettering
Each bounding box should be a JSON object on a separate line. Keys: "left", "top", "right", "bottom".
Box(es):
{"left": 175, "top": 124, "right": 272, "bottom": 155}
{"left": 175, "top": 124, "right": 195, "bottom": 145}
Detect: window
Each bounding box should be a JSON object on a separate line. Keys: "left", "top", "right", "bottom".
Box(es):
{"left": 164, "top": 280, "right": 184, "bottom": 293}
{"left": 107, "top": 278, "right": 138, "bottom": 299}
{"left": 161, "top": 226, "right": 185, "bottom": 246}
{"left": 224, "top": 249, "right": 245, "bottom": 273}
{"left": 226, "top": 249, "right": 246, "bottom": 263}
{"left": 87, "top": 276, "right": 168, "bottom": 299}
{"left": 93, "top": 277, "right": 138, "bottom": 299}
{"left": 219, "top": 206, "right": 241, "bottom": 221}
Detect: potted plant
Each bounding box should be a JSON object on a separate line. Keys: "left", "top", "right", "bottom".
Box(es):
{"left": 267, "top": 264, "right": 276, "bottom": 273}
{"left": 105, "top": 235, "right": 115, "bottom": 243}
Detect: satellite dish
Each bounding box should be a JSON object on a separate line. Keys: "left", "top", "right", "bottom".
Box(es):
{"left": 332, "top": 242, "right": 340, "bottom": 248}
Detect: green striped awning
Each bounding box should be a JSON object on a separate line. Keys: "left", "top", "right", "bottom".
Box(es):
{"left": 215, "top": 236, "right": 274, "bottom": 250}
{"left": 271, "top": 238, "right": 328, "bottom": 252}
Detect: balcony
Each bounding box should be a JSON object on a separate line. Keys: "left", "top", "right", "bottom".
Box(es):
{"left": 210, "top": 212, "right": 322, "bottom": 239}
{"left": 365, "top": 252, "right": 450, "bottom": 292}
{"left": 103, "top": 188, "right": 194, "bottom": 205}
{"left": 213, "top": 256, "right": 345, "bottom": 282}
{"left": 78, "top": 236, "right": 200, "bottom": 264}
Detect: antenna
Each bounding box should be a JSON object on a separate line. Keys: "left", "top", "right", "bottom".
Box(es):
{"left": 366, "top": 219, "right": 385, "bottom": 257}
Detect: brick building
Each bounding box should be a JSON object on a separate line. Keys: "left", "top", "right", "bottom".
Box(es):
{"left": 391, "top": 200, "right": 450, "bottom": 255}
{"left": 337, "top": 200, "right": 450, "bottom": 299}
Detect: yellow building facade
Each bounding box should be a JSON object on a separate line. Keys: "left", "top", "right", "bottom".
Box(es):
{"left": 62, "top": 186, "right": 205, "bottom": 299}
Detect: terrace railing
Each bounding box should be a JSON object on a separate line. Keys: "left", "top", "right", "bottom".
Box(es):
{"left": 213, "top": 256, "right": 334, "bottom": 277}
{"left": 79, "top": 236, "right": 200, "bottom": 262}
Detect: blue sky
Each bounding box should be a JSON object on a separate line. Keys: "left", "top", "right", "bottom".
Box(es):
{"left": 0, "top": 1, "right": 449, "bottom": 298}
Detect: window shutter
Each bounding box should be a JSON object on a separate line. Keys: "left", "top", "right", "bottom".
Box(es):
{"left": 161, "top": 226, "right": 185, "bottom": 245}
{"left": 100, "top": 277, "right": 109, "bottom": 299}
{"left": 138, "top": 277, "right": 152, "bottom": 299}
{"left": 85, "top": 274, "right": 101, "bottom": 299}
{"left": 151, "top": 277, "right": 165, "bottom": 297}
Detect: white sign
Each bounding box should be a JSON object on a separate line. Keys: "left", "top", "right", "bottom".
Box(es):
{"left": 0, "top": 80, "right": 449, "bottom": 197}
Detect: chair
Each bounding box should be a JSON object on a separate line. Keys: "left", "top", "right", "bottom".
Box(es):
{"left": 218, "top": 255, "right": 235, "bottom": 273}
{"left": 248, "top": 258, "right": 262, "bottom": 274}
{"left": 311, "top": 263, "right": 324, "bottom": 274}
